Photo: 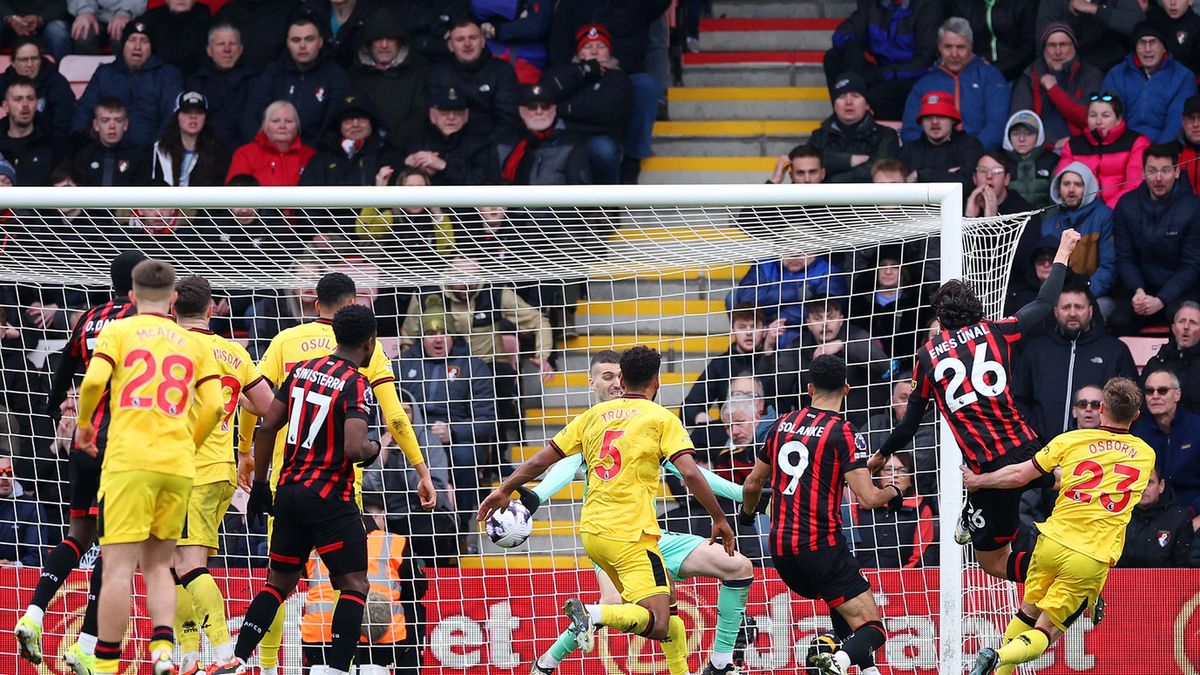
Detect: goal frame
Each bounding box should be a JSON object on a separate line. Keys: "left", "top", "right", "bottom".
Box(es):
{"left": 4, "top": 182, "right": 966, "bottom": 674}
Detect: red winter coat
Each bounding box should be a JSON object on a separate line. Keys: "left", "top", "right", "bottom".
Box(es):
{"left": 1055, "top": 121, "right": 1149, "bottom": 208}
{"left": 225, "top": 131, "right": 316, "bottom": 186}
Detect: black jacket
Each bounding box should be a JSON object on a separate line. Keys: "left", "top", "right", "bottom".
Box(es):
{"left": 1035, "top": 0, "right": 1146, "bottom": 72}
{"left": 897, "top": 130, "right": 983, "bottom": 188}
{"left": 849, "top": 271, "right": 930, "bottom": 360}
{"left": 540, "top": 61, "right": 632, "bottom": 140}
{"left": 1114, "top": 180, "right": 1200, "bottom": 305}
{"left": 141, "top": 3, "right": 213, "bottom": 79}
{"left": 854, "top": 497, "right": 938, "bottom": 569}
{"left": 1117, "top": 485, "right": 1195, "bottom": 568}
{"left": 808, "top": 113, "right": 899, "bottom": 183}
{"left": 831, "top": 0, "right": 943, "bottom": 81}
{"left": 349, "top": 11, "right": 429, "bottom": 150}
{"left": 494, "top": 126, "right": 592, "bottom": 185}
{"left": 391, "top": 0, "right": 468, "bottom": 62}
{"left": 405, "top": 125, "right": 499, "bottom": 186}
{"left": 1013, "top": 322, "right": 1138, "bottom": 439}
{"left": 213, "top": 0, "right": 304, "bottom": 72}
{"left": 1144, "top": 338, "right": 1200, "bottom": 415}
{"left": 185, "top": 58, "right": 260, "bottom": 147}
{"left": 241, "top": 47, "right": 352, "bottom": 146}
{"left": 865, "top": 410, "right": 939, "bottom": 497}
{"left": 427, "top": 50, "right": 520, "bottom": 137}
{"left": 0, "top": 57, "right": 75, "bottom": 138}
{"left": 300, "top": 130, "right": 398, "bottom": 187}
{"left": 1148, "top": 3, "right": 1200, "bottom": 73}
{"left": 767, "top": 324, "right": 891, "bottom": 426}
{"left": 549, "top": 0, "right": 672, "bottom": 74}
{"left": 941, "top": 0, "right": 1036, "bottom": 80}
{"left": 73, "top": 138, "right": 144, "bottom": 187}
{"left": 682, "top": 344, "right": 775, "bottom": 427}
{"left": 0, "top": 117, "right": 63, "bottom": 186}
{"left": 396, "top": 340, "right": 497, "bottom": 445}
{"left": 302, "top": 0, "right": 380, "bottom": 70}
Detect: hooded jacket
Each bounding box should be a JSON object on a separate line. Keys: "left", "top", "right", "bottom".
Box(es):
{"left": 897, "top": 128, "right": 983, "bottom": 188}
{"left": 1144, "top": 337, "right": 1200, "bottom": 415}
{"left": 404, "top": 122, "right": 498, "bottom": 186}
{"left": 0, "top": 117, "right": 63, "bottom": 186}
{"left": 726, "top": 257, "right": 849, "bottom": 329}
{"left": 349, "top": 11, "right": 429, "bottom": 150}
{"left": 540, "top": 59, "right": 632, "bottom": 140}
{"left": 1010, "top": 56, "right": 1104, "bottom": 146}
{"left": 71, "top": 54, "right": 183, "bottom": 148}
{"left": 240, "top": 46, "right": 352, "bottom": 146}
{"left": 427, "top": 49, "right": 520, "bottom": 137}
{"left": 1056, "top": 120, "right": 1149, "bottom": 208}
{"left": 1035, "top": 0, "right": 1146, "bottom": 72}
{"left": 942, "top": 0, "right": 1036, "bottom": 81}
{"left": 0, "top": 57, "right": 76, "bottom": 138}
{"left": 185, "top": 58, "right": 260, "bottom": 147}
{"left": 548, "top": 0, "right": 672, "bottom": 74}
{"left": 226, "top": 130, "right": 316, "bottom": 186}
{"left": 901, "top": 57, "right": 1011, "bottom": 150}
{"left": 299, "top": 98, "right": 398, "bottom": 187}
{"left": 1102, "top": 52, "right": 1197, "bottom": 144}
{"left": 829, "top": 0, "right": 941, "bottom": 81}
{"left": 213, "top": 0, "right": 302, "bottom": 72}
{"left": 1002, "top": 110, "right": 1057, "bottom": 209}
{"left": 140, "top": 2, "right": 212, "bottom": 79}
{"left": 1113, "top": 179, "right": 1200, "bottom": 305}
{"left": 1118, "top": 484, "right": 1195, "bottom": 568}
{"left": 494, "top": 122, "right": 591, "bottom": 185}
{"left": 396, "top": 339, "right": 497, "bottom": 446}
{"left": 1041, "top": 162, "right": 1117, "bottom": 296}
{"left": 392, "top": 0, "right": 468, "bottom": 62}
{"left": 1013, "top": 321, "right": 1137, "bottom": 439}
{"left": 1133, "top": 407, "right": 1200, "bottom": 516}
{"left": 808, "top": 112, "right": 899, "bottom": 183}
{"left": 301, "top": 0, "right": 379, "bottom": 69}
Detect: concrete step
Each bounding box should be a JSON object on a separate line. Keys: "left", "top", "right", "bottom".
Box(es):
{"left": 711, "top": 0, "right": 851, "bottom": 19}
{"left": 683, "top": 62, "right": 827, "bottom": 87}
{"left": 562, "top": 333, "right": 733, "bottom": 356}
{"left": 699, "top": 18, "right": 837, "bottom": 52}
{"left": 653, "top": 119, "right": 818, "bottom": 156}
{"left": 668, "top": 86, "right": 830, "bottom": 121}
{"left": 536, "top": 380, "right": 692, "bottom": 409}
{"left": 640, "top": 155, "right": 776, "bottom": 184}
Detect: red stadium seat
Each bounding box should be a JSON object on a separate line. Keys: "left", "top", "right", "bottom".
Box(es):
{"left": 58, "top": 55, "right": 116, "bottom": 100}
{"left": 1120, "top": 336, "right": 1167, "bottom": 371}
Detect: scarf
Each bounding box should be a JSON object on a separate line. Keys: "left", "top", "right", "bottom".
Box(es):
{"left": 501, "top": 128, "right": 554, "bottom": 183}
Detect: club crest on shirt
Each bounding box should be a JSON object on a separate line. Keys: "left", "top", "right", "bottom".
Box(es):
{"left": 315, "top": 87, "right": 326, "bottom": 102}
{"left": 447, "top": 366, "right": 460, "bottom": 380}
{"left": 1158, "top": 530, "right": 1172, "bottom": 548}
{"left": 118, "top": 160, "right": 129, "bottom": 173}
{"left": 1179, "top": 31, "right": 1189, "bottom": 45}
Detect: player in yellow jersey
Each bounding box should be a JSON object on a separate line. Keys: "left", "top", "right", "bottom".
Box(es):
{"left": 964, "top": 377, "right": 1155, "bottom": 675}
{"left": 172, "top": 276, "right": 276, "bottom": 675}
{"left": 74, "top": 260, "right": 225, "bottom": 675}
{"left": 237, "top": 271, "right": 435, "bottom": 675}
{"left": 480, "top": 346, "right": 736, "bottom": 675}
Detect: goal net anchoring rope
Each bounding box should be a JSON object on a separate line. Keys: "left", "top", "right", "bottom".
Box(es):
{"left": 0, "top": 184, "right": 1032, "bottom": 674}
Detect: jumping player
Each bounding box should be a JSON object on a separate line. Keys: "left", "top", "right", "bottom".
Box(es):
{"left": 742, "top": 354, "right": 904, "bottom": 675}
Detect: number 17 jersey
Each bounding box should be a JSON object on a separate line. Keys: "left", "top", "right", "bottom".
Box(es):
{"left": 913, "top": 316, "right": 1037, "bottom": 471}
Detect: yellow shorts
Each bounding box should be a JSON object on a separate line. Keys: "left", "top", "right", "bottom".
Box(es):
{"left": 179, "top": 480, "right": 236, "bottom": 553}
{"left": 582, "top": 532, "right": 671, "bottom": 604}
{"left": 98, "top": 470, "right": 193, "bottom": 545}
{"left": 1024, "top": 535, "right": 1110, "bottom": 631}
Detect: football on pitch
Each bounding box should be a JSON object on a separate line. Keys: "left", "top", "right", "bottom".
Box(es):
{"left": 486, "top": 501, "right": 534, "bottom": 548}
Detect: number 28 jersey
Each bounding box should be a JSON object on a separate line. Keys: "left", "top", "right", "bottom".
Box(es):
{"left": 913, "top": 317, "right": 1037, "bottom": 471}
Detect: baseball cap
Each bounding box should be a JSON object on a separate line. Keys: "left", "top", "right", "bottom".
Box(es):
{"left": 174, "top": 91, "right": 207, "bottom": 114}
{"left": 422, "top": 310, "right": 451, "bottom": 334}
{"left": 428, "top": 86, "right": 468, "bottom": 110}
{"left": 917, "top": 91, "right": 961, "bottom": 122}
{"left": 519, "top": 83, "right": 555, "bottom": 107}
{"left": 1008, "top": 110, "right": 1041, "bottom": 134}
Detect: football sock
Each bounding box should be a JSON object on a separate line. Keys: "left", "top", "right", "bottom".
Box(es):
{"left": 81, "top": 556, "right": 102, "bottom": 641}
{"left": 597, "top": 604, "right": 651, "bottom": 635}
{"left": 149, "top": 625, "right": 174, "bottom": 658}
{"left": 662, "top": 611, "right": 690, "bottom": 675}
{"left": 712, "top": 577, "right": 752, "bottom": 662}
{"left": 1004, "top": 550, "right": 1030, "bottom": 583}
{"left": 328, "top": 589, "right": 367, "bottom": 672}
{"left": 841, "top": 620, "right": 887, "bottom": 668}
{"left": 30, "top": 536, "right": 85, "bottom": 612}
{"left": 234, "top": 583, "right": 286, "bottom": 662}
{"left": 546, "top": 628, "right": 579, "bottom": 664}
{"left": 830, "top": 609, "right": 853, "bottom": 640}
{"left": 995, "top": 610, "right": 1037, "bottom": 675}
{"left": 76, "top": 632, "right": 97, "bottom": 656}
{"left": 181, "top": 567, "right": 232, "bottom": 656}
{"left": 94, "top": 639, "right": 121, "bottom": 675}
{"left": 174, "top": 581, "right": 200, "bottom": 656}
{"left": 257, "top": 599, "right": 287, "bottom": 669}
{"left": 996, "top": 627, "right": 1051, "bottom": 666}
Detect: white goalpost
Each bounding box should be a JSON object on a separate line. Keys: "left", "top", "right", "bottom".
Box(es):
{"left": 0, "top": 183, "right": 1032, "bottom": 675}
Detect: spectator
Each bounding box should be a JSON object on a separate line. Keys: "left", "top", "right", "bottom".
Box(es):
{"left": 870, "top": 157, "right": 908, "bottom": 183}
{"left": 474, "top": 0, "right": 553, "bottom": 72}
{"left": 1117, "top": 466, "right": 1195, "bottom": 567}
{"left": 726, "top": 252, "right": 848, "bottom": 347}
{"left": 300, "top": 93, "right": 397, "bottom": 187}
{"left": 301, "top": 0, "right": 377, "bottom": 70}
{"left": 901, "top": 17, "right": 1010, "bottom": 150}
{"left": 689, "top": 372, "right": 779, "bottom": 450}
{"left": 767, "top": 143, "right": 826, "bottom": 185}
{"left": 349, "top": 9, "right": 429, "bottom": 152}
{"left": 404, "top": 86, "right": 498, "bottom": 186}
{"left": 1143, "top": 302, "right": 1200, "bottom": 415}
{"left": 1134, "top": 369, "right": 1200, "bottom": 516}
{"left": 427, "top": 19, "right": 520, "bottom": 138}
{"left": 898, "top": 90, "right": 984, "bottom": 187}
{"left": 682, "top": 304, "right": 776, "bottom": 429}
{"left": 964, "top": 152, "right": 1039, "bottom": 223}
{"left": 141, "top": 91, "right": 231, "bottom": 186}
{"left": 226, "top": 100, "right": 316, "bottom": 186}
{"left": 849, "top": 244, "right": 930, "bottom": 361}
{"left": 0, "top": 76, "right": 63, "bottom": 187}
{"left": 1010, "top": 22, "right": 1105, "bottom": 150}
{"left": 213, "top": 0, "right": 299, "bottom": 72}
{"left": 865, "top": 380, "right": 938, "bottom": 496}
{"left": 1068, "top": 384, "right": 1104, "bottom": 430}
{"left": 70, "top": 19, "right": 183, "bottom": 148}
{"left": 140, "top": 0, "right": 212, "bottom": 79}
{"left": 397, "top": 309, "right": 496, "bottom": 542}
{"left": 1014, "top": 284, "right": 1138, "bottom": 439}
{"left": 185, "top": 23, "right": 258, "bottom": 148}
{"left": 853, "top": 451, "right": 937, "bottom": 568}
{"left": 1181, "top": 94, "right": 1200, "bottom": 195}
{"left": 1041, "top": 162, "right": 1117, "bottom": 311}
{"left": 241, "top": 15, "right": 351, "bottom": 146}
{"left": 357, "top": 168, "right": 454, "bottom": 260}
{"left": 539, "top": 23, "right": 631, "bottom": 185}
{"left": 73, "top": 96, "right": 144, "bottom": 186}
{"left": 941, "top": 0, "right": 1036, "bottom": 81}
{"left": 0, "top": 38, "right": 76, "bottom": 138}
{"left": 1056, "top": 91, "right": 1149, "bottom": 208}
{"left": 0, "top": 455, "right": 48, "bottom": 566}
{"left": 549, "top": 0, "right": 670, "bottom": 183}
{"left": 1147, "top": 0, "right": 1200, "bottom": 73}
{"left": 824, "top": 0, "right": 942, "bottom": 120}
{"left": 1101, "top": 22, "right": 1197, "bottom": 144}
{"left": 394, "top": 0, "right": 466, "bottom": 61}
{"left": 34, "top": 162, "right": 102, "bottom": 252}
{"left": 1035, "top": 0, "right": 1144, "bottom": 71}
{"left": 1111, "top": 143, "right": 1200, "bottom": 335}
{"left": 496, "top": 83, "right": 591, "bottom": 185}
{"left": 99, "top": 207, "right": 206, "bottom": 264}
{"left": 1003, "top": 235, "right": 1058, "bottom": 317}
{"left": 700, "top": 394, "right": 759, "bottom": 486}
{"left": 808, "top": 72, "right": 899, "bottom": 183}
{"left": 66, "top": 0, "right": 146, "bottom": 55}
{"left": 0, "top": 3, "right": 69, "bottom": 64}
{"left": 1002, "top": 110, "right": 1056, "bottom": 209}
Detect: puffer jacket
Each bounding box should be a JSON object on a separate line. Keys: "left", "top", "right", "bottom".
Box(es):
{"left": 897, "top": 129, "right": 983, "bottom": 188}
{"left": 540, "top": 60, "right": 632, "bottom": 140}
{"left": 1102, "top": 52, "right": 1197, "bottom": 144}
{"left": 225, "top": 131, "right": 316, "bottom": 186}
{"left": 1056, "top": 121, "right": 1149, "bottom": 208}
{"left": 1041, "top": 161, "right": 1116, "bottom": 296}
{"left": 396, "top": 339, "right": 497, "bottom": 445}
{"left": 299, "top": 104, "right": 398, "bottom": 187}
{"left": 349, "top": 12, "right": 429, "bottom": 150}
{"left": 1001, "top": 110, "right": 1057, "bottom": 209}
{"left": 853, "top": 496, "right": 938, "bottom": 569}
{"left": 185, "top": 58, "right": 259, "bottom": 147}
{"left": 1133, "top": 408, "right": 1200, "bottom": 516}
{"left": 1144, "top": 337, "right": 1200, "bottom": 416}
{"left": 901, "top": 57, "right": 1011, "bottom": 150}
{"left": 808, "top": 113, "right": 900, "bottom": 183}
{"left": 1113, "top": 179, "right": 1200, "bottom": 305}
{"left": 941, "top": 0, "right": 1036, "bottom": 80}
{"left": 1010, "top": 57, "right": 1104, "bottom": 146}
{"left": 494, "top": 125, "right": 591, "bottom": 185}
{"left": 240, "top": 47, "right": 352, "bottom": 146}
{"left": 70, "top": 54, "right": 183, "bottom": 148}
{"left": 831, "top": 0, "right": 942, "bottom": 81}
{"left": 1117, "top": 485, "right": 1195, "bottom": 568}
{"left": 0, "top": 57, "right": 76, "bottom": 138}
{"left": 427, "top": 49, "right": 520, "bottom": 137}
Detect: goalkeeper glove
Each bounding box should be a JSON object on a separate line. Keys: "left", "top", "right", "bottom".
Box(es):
{"left": 248, "top": 480, "right": 274, "bottom": 517}
{"left": 515, "top": 485, "right": 542, "bottom": 515}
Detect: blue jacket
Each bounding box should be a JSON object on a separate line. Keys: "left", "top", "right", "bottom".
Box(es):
{"left": 726, "top": 257, "right": 848, "bottom": 329}
{"left": 240, "top": 47, "right": 351, "bottom": 147}
{"left": 71, "top": 55, "right": 183, "bottom": 148}
{"left": 186, "top": 58, "right": 259, "bottom": 147}
{"left": 1042, "top": 161, "right": 1117, "bottom": 297}
{"left": 396, "top": 340, "right": 497, "bottom": 446}
{"left": 0, "top": 57, "right": 76, "bottom": 138}
{"left": 1113, "top": 179, "right": 1200, "bottom": 305}
{"left": 901, "top": 57, "right": 1011, "bottom": 150}
{"left": 0, "top": 495, "right": 47, "bottom": 567}
{"left": 1102, "top": 53, "right": 1198, "bottom": 144}
{"left": 1133, "top": 409, "right": 1200, "bottom": 515}
{"left": 831, "top": 0, "right": 941, "bottom": 81}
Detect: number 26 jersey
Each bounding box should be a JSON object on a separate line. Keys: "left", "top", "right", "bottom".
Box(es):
{"left": 913, "top": 317, "right": 1037, "bottom": 471}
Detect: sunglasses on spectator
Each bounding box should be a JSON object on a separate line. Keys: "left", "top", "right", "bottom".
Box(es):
{"left": 0, "top": 466, "right": 12, "bottom": 476}
{"left": 523, "top": 103, "right": 554, "bottom": 111}
{"left": 1145, "top": 386, "right": 1177, "bottom": 396}
{"left": 1073, "top": 399, "right": 1102, "bottom": 410}
{"left": 1088, "top": 92, "right": 1116, "bottom": 102}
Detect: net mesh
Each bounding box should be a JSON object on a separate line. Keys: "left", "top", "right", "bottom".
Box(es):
{"left": 0, "top": 193, "right": 1034, "bottom": 674}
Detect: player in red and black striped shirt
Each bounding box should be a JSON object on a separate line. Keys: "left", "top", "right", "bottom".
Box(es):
{"left": 15, "top": 250, "right": 146, "bottom": 669}
{"left": 218, "top": 305, "right": 383, "bottom": 675}
{"left": 741, "top": 355, "right": 905, "bottom": 675}
{"left": 871, "top": 229, "right": 1081, "bottom": 583}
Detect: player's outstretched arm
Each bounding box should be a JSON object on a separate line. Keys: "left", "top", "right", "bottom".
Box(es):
{"left": 478, "top": 446, "right": 564, "bottom": 522}
{"left": 664, "top": 461, "right": 744, "bottom": 502}
{"left": 73, "top": 356, "right": 115, "bottom": 456}
{"left": 1013, "top": 229, "right": 1080, "bottom": 332}
{"left": 673, "top": 451, "right": 737, "bottom": 556}
{"left": 961, "top": 460, "right": 1042, "bottom": 491}
{"left": 343, "top": 416, "right": 381, "bottom": 465}
{"left": 238, "top": 379, "right": 274, "bottom": 416}
{"left": 528, "top": 454, "right": 586, "bottom": 510}
{"left": 845, "top": 468, "right": 904, "bottom": 510}
{"left": 45, "top": 350, "right": 83, "bottom": 415}
{"left": 739, "top": 459, "right": 771, "bottom": 523}
{"left": 374, "top": 382, "right": 436, "bottom": 509}
{"left": 191, "top": 376, "right": 226, "bottom": 449}
{"left": 871, "top": 391, "right": 932, "bottom": 470}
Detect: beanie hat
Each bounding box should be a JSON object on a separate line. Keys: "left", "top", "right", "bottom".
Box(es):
{"left": 0, "top": 154, "right": 15, "bottom": 185}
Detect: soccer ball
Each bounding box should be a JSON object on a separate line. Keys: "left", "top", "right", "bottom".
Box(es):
{"left": 486, "top": 501, "right": 533, "bottom": 548}
{"left": 805, "top": 631, "right": 840, "bottom": 671}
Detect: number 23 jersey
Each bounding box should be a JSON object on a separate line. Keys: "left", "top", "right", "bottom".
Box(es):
{"left": 550, "top": 394, "right": 695, "bottom": 542}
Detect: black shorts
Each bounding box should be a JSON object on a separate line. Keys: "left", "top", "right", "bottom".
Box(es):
{"left": 302, "top": 643, "right": 418, "bottom": 668}
{"left": 269, "top": 484, "right": 367, "bottom": 577}
{"left": 772, "top": 544, "right": 870, "bottom": 608}
{"left": 67, "top": 449, "right": 101, "bottom": 518}
{"left": 967, "top": 441, "right": 1050, "bottom": 552}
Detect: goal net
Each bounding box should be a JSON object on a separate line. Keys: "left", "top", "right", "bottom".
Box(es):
{"left": 0, "top": 184, "right": 1033, "bottom": 674}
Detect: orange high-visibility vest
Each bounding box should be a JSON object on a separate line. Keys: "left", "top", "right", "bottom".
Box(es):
{"left": 300, "top": 531, "right": 408, "bottom": 645}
